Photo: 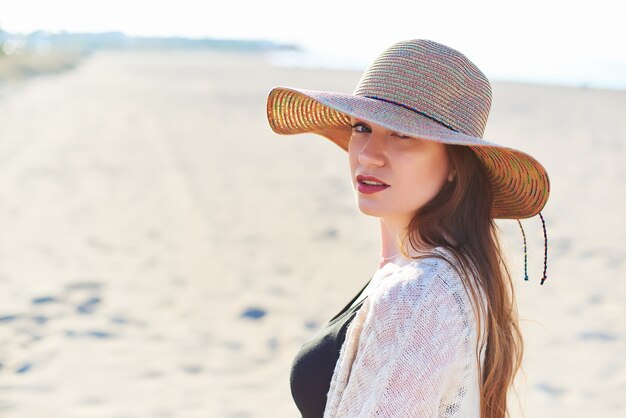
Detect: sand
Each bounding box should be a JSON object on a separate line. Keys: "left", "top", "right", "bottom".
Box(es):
{"left": 0, "top": 50, "right": 85, "bottom": 83}
{"left": 0, "top": 49, "right": 623, "bottom": 417}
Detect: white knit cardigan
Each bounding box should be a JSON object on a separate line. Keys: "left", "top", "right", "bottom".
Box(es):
{"left": 323, "top": 247, "right": 486, "bottom": 417}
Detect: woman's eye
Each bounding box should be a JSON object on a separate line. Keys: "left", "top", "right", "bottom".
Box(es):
{"left": 393, "top": 132, "right": 411, "bottom": 140}
{"left": 351, "top": 122, "right": 369, "bottom": 133}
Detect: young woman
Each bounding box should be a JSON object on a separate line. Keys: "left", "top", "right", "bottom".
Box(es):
{"left": 266, "top": 39, "right": 550, "bottom": 418}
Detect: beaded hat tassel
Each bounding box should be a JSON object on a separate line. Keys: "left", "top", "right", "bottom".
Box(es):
{"left": 539, "top": 212, "right": 548, "bottom": 285}
{"left": 516, "top": 219, "right": 530, "bottom": 281}
{"left": 516, "top": 212, "right": 548, "bottom": 285}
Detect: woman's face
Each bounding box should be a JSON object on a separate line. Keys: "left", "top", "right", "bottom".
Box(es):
{"left": 348, "top": 116, "right": 453, "bottom": 225}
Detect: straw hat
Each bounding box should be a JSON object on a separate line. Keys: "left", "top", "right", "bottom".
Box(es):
{"left": 265, "top": 39, "right": 550, "bottom": 220}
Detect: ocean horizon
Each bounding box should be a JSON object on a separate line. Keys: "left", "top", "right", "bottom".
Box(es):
{"left": 266, "top": 48, "right": 626, "bottom": 92}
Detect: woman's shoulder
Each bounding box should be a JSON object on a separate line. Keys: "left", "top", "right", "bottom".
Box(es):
{"left": 371, "top": 246, "right": 466, "bottom": 303}
{"left": 363, "top": 246, "right": 481, "bottom": 343}
{"left": 365, "top": 246, "right": 483, "bottom": 329}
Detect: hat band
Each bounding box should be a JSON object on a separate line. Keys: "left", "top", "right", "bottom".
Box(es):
{"left": 363, "top": 95, "right": 460, "bottom": 133}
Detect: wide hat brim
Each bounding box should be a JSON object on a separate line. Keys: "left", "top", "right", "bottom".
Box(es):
{"left": 266, "top": 86, "right": 550, "bottom": 220}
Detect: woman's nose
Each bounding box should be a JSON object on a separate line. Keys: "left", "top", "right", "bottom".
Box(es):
{"left": 358, "top": 135, "right": 386, "bottom": 167}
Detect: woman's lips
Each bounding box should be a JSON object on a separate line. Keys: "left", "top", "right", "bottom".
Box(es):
{"left": 356, "top": 175, "right": 390, "bottom": 194}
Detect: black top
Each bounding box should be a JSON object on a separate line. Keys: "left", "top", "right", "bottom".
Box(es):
{"left": 290, "top": 277, "right": 373, "bottom": 418}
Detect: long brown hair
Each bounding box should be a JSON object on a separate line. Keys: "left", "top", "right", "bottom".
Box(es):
{"left": 399, "top": 144, "right": 523, "bottom": 418}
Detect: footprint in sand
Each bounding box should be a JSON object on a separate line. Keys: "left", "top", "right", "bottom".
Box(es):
{"left": 76, "top": 296, "right": 102, "bottom": 314}
{"left": 240, "top": 307, "right": 266, "bottom": 320}
{"left": 0, "top": 314, "right": 20, "bottom": 323}
{"left": 304, "top": 320, "right": 318, "bottom": 330}
{"left": 64, "top": 330, "right": 115, "bottom": 339}
{"left": 32, "top": 296, "right": 59, "bottom": 304}
{"left": 579, "top": 331, "right": 618, "bottom": 341}
{"left": 535, "top": 382, "right": 566, "bottom": 396}
{"left": 15, "top": 362, "right": 32, "bottom": 374}
{"left": 180, "top": 364, "right": 204, "bottom": 375}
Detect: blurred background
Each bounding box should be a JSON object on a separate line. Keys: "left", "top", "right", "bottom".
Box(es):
{"left": 0, "top": 1, "right": 624, "bottom": 417}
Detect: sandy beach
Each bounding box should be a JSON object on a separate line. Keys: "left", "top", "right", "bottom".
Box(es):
{"left": 0, "top": 49, "right": 624, "bottom": 417}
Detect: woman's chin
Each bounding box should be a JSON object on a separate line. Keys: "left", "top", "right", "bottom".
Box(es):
{"left": 355, "top": 202, "right": 388, "bottom": 218}
{"left": 355, "top": 199, "right": 416, "bottom": 221}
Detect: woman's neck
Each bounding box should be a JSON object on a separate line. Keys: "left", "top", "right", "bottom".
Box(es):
{"left": 378, "top": 217, "right": 429, "bottom": 269}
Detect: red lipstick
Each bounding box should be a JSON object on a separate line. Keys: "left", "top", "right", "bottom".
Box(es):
{"left": 356, "top": 175, "right": 390, "bottom": 194}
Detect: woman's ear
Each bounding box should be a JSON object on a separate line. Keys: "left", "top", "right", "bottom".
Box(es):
{"left": 447, "top": 169, "right": 457, "bottom": 182}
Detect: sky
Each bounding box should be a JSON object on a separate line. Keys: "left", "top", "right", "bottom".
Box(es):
{"left": 2, "top": 0, "right": 625, "bottom": 89}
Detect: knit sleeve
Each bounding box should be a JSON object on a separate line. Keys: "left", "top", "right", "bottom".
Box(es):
{"left": 325, "top": 263, "right": 480, "bottom": 417}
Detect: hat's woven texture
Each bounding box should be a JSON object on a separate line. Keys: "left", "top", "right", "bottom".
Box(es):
{"left": 266, "top": 39, "right": 550, "bottom": 219}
